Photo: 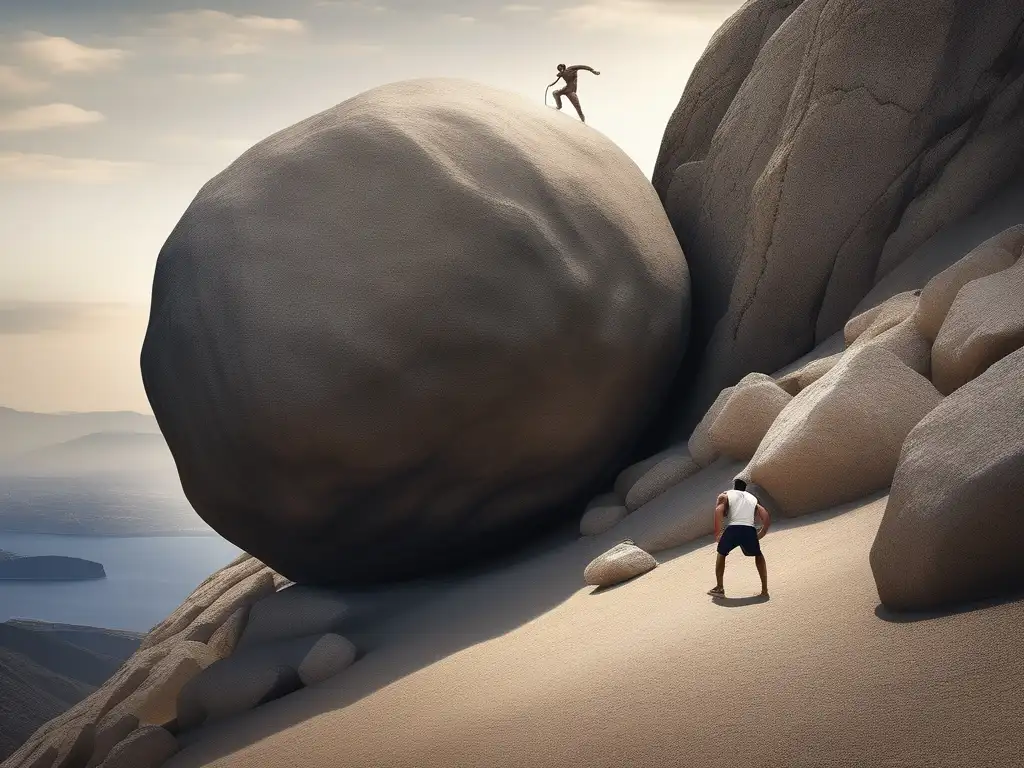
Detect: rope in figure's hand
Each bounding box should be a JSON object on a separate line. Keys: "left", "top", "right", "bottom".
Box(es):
{"left": 544, "top": 84, "right": 551, "bottom": 107}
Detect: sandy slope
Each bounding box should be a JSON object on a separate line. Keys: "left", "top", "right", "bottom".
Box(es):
{"left": 166, "top": 479, "right": 1024, "bottom": 768}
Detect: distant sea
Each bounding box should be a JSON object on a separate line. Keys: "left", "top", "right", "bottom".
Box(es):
{"left": 0, "top": 532, "right": 241, "bottom": 632}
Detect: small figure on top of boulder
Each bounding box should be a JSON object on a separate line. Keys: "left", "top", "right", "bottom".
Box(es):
{"left": 547, "top": 63, "right": 600, "bottom": 122}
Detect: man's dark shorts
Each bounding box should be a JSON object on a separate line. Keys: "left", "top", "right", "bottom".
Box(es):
{"left": 717, "top": 524, "right": 761, "bottom": 557}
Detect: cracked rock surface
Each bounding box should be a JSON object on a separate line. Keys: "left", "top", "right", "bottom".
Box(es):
{"left": 654, "top": 0, "right": 1024, "bottom": 433}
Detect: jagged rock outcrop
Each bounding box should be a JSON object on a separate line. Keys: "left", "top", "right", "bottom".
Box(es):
{"left": 688, "top": 387, "right": 735, "bottom": 467}
{"left": 654, "top": 0, "right": 1024, "bottom": 432}
{"left": 579, "top": 494, "right": 629, "bottom": 537}
{"left": 708, "top": 373, "right": 791, "bottom": 460}
{"left": 3, "top": 556, "right": 291, "bottom": 768}
{"left": 652, "top": 0, "right": 803, "bottom": 200}
{"left": 613, "top": 455, "right": 664, "bottom": 501}
{"left": 841, "top": 290, "right": 932, "bottom": 376}
{"left": 871, "top": 347, "right": 1024, "bottom": 610}
{"left": 98, "top": 725, "right": 177, "bottom": 768}
{"left": 142, "top": 77, "right": 689, "bottom": 586}
{"left": 914, "top": 225, "right": 1024, "bottom": 342}
{"left": 775, "top": 353, "right": 840, "bottom": 395}
{"left": 746, "top": 345, "right": 943, "bottom": 516}
{"left": 844, "top": 291, "right": 920, "bottom": 347}
{"left": 237, "top": 586, "right": 349, "bottom": 650}
{"left": 931, "top": 237, "right": 1024, "bottom": 394}
{"left": 176, "top": 632, "right": 356, "bottom": 730}
{"left": 624, "top": 449, "right": 699, "bottom": 512}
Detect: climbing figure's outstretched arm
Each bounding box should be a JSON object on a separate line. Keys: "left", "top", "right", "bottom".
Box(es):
{"left": 568, "top": 64, "right": 601, "bottom": 74}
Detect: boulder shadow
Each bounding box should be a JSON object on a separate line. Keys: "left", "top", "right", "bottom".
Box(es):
{"left": 587, "top": 572, "right": 650, "bottom": 595}
{"left": 874, "top": 587, "right": 1024, "bottom": 624}
{"left": 168, "top": 463, "right": 881, "bottom": 768}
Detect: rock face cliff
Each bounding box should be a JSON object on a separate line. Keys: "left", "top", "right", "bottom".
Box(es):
{"left": 654, "top": 0, "right": 1024, "bottom": 431}
{"left": 142, "top": 78, "right": 688, "bottom": 586}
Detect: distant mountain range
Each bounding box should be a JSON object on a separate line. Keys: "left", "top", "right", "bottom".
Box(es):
{"left": 0, "top": 619, "right": 142, "bottom": 760}
{"left": 0, "top": 408, "right": 159, "bottom": 461}
{"left": 0, "top": 407, "right": 215, "bottom": 536}
{"left": 1, "top": 431, "right": 174, "bottom": 477}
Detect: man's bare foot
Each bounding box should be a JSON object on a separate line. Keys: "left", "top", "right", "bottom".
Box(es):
{"left": 759, "top": 591, "right": 770, "bottom": 599}
{"left": 707, "top": 586, "right": 725, "bottom": 597}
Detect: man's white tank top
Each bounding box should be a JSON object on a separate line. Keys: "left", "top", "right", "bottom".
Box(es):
{"left": 725, "top": 490, "right": 758, "bottom": 527}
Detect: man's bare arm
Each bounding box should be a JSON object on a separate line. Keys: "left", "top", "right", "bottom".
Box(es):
{"left": 568, "top": 65, "right": 601, "bottom": 74}
{"left": 714, "top": 493, "right": 728, "bottom": 541}
{"left": 756, "top": 504, "right": 771, "bottom": 539}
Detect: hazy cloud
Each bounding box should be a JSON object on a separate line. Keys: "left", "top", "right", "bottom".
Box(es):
{"left": 174, "top": 71, "right": 246, "bottom": 85}
{"left": 315, "top": 0, "right": 389, "bottom": 11}
{"left": 0, "top": 65, "right": 48, "bottom": 95}
{"left": 0, "top": 302, "right": 144, "bottom": 334}
{"left": 0, "top": 152, "right": 146, "bottom": 182}
{"left": 502, "top": 4, "right": 542, "bottom": 11}
{"left": 17, "top": 34, "right": 127, "bottom": 74}
{"left": 151, "top": 9, "right": 305, "bottom": 56}
{"left": 0, "top": 103, "right": 104, "bottom": 132}
{"left": 441, "top": 13, "right": 477, "bottom": 24}
{"left": 554, "top": 0, "right": 741, "bottom": 33}
{"left": 158, "top": 133, "right": 256, "bottom": 156}
{"left": 330, "top": 41, "right": 388, "bottom": 56}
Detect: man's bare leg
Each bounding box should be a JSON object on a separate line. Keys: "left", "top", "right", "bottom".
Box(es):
{"left": 755, "top": 554, "right": 769, "bottom": 597}
{"left": 708, "top": 553, "right": 726, "bottom": 596}
{"left": 566, "top": 92, "right": 585, "bottom": 122}
{"left": 553, "top": 89, "right": 564, "bottom": 109}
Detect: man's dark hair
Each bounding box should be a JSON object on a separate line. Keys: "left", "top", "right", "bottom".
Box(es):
{"left": 733, "top": 478, "right": 747, "bottom": 492}
{"left": 557, "top": 63, "right": 566, "bottom": 70}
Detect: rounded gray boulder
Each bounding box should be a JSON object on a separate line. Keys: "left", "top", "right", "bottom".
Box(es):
{"left": 870, "top": 346, "right": 1024, "bottom": 611}
{"left": 142, "top": 78, "right": 689, "bottom": 585}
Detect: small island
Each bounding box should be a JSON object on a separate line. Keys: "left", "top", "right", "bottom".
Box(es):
{"left": 0, "top": 549, "right": 106, "bottom": 581}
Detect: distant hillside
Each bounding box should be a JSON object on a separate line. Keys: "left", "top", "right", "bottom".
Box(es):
{"left": 0, "top": 620, "right": 141, "bottom": 760}
{"left": 0, "top": 407, "right": 215, "bottom": 536}
{"left": 0, "top": 555, "right": 106, "bottom": 581}
{"left": 0, "top": 431, "right": 175, "bottom": 477}
{"left": 0, "top": 649, "right": 93, "bottom": 760}
{"left": 3, "top": 620, "right": 142, "bottom": 661}
{"left": 0, "top": 407, "right": 158, "bottom": 461}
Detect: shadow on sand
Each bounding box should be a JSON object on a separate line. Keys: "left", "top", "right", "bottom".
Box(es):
{"left": 874, "top": 586, "right": 1024, "bottom": 624}
{"left": 712, "top": 594, "right": 769, "bottom": 608}
{"left": 170, "top": 468, "right": 895, "bottom": 766}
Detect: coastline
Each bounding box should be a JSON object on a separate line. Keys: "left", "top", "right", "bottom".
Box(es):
{"left": 0, "top": 529, "right": 221, "bottom": 539}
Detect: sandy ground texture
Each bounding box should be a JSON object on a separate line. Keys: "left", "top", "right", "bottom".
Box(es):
{"left": 165, "top": 478, "right": 1024, "bottom": 768}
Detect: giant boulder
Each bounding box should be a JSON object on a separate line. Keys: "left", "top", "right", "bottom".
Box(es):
{"left": 654, "top": 0, "right": 1024, "bottom": 430}
{"left": 142, "top": 78, "right": 689, "bottom": 586}
{"left": 870, "top": 347, "right": 1024, "bottom": 611}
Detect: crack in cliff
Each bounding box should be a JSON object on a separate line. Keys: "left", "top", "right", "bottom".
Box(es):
{"left": 811, "top": 18, "right": 1024, "bottom": 340}
{"left": 813, "top": 84, "right": 916, "bottom": 114}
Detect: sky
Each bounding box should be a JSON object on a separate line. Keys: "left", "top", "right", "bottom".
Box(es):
{"left": 0, "top": 0, "right": 744, "bottom": 413}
